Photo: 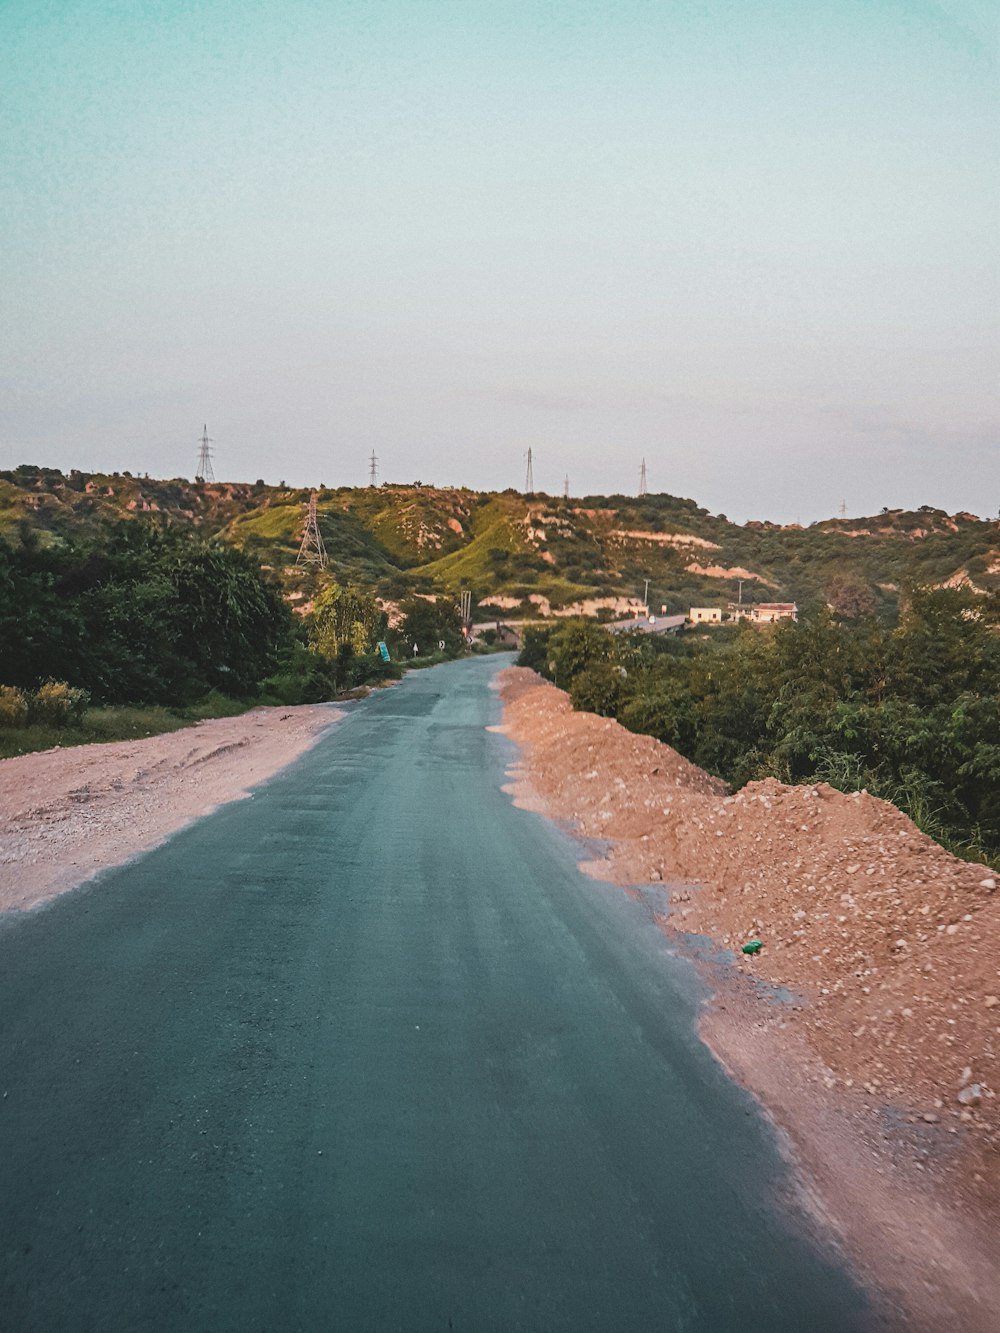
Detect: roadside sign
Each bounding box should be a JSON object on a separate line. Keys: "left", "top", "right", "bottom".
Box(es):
{"left": 378, "top": 641, "right": 390, "bottom": 662}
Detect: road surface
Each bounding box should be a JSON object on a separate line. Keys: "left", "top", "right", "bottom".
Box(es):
{"left": 0, "top": 657, "right": 870, "bottom": 1330}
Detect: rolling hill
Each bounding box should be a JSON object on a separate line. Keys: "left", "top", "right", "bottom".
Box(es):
{"left": 2, "top": 464, "right": 998, "bottom": 618}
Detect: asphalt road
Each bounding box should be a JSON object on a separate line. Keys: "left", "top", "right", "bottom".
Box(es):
{"left": 0, "top": 656, "right": 870, "bottom": 1331}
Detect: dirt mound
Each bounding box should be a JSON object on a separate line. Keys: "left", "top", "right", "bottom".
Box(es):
{"left": 496, "top": 668, "right": 1000, "bottom": 1195}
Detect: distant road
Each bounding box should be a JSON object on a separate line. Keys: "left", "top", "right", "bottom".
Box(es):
{"left": 0, "top": 658, "right": 869, "bottom": 1330}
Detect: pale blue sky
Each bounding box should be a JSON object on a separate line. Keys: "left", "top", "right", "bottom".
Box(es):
{"left": 1, "top": 0, "right": 996, "bottom": 521}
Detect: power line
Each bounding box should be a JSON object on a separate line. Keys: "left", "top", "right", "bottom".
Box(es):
{"left": 196, "top": 424, "right": 215, "bottom": 482}
{"left": 296, "top": 491, "right": 328, "bottom": 568}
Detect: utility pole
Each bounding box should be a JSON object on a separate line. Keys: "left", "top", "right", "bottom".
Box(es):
{"left": 368, "top": 451, "right": 379, "bottom": 487}
{"left": 196, "top": 425, "right": 215, "bottom": 483}
{"left": 458, "top": 590, "right": 473, "bottom": 645}
{"left": 643, "top": 577, "right": 650, "bottom": 613}
{"left": 524, "top": 447, "right": 534, "bottom": 494}
{"left": 564, "top": 474, "right": 569, "bottom": 499}
{"left": 638, "top": 458, "right": 647, "bottom": 497}
{"left": 296, "top": 491, "right": 328, "bottom": 567}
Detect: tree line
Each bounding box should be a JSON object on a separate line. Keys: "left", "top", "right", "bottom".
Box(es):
{"left": 1, "top": 522, "right": 293, "bottom": 705}
{"left": 0, "top": 520, "right": 472, "bottom": 717}
{"left": 519, "top": 587, "right": 1000, "bottom": 865}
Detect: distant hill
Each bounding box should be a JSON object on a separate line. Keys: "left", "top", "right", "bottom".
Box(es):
{"left": 3, "top": 465, "right": 998, "bottom": 617}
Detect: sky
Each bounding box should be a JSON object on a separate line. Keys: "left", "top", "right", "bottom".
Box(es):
{"left": 1, "top": 0, "right": 997, "bottom": 523}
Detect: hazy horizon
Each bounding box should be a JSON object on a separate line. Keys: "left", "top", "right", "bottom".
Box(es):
{"left": 2, "top": 1, "right": 997, "bottom": 524}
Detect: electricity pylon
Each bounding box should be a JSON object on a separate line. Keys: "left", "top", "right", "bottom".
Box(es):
{"left": 524, "top": 447, "right": 534, "bottom": 493}
{"left": 296, "top": 491, "right": 328, "bottom": 567}
{"left": 638, "top": 458, "right": 647, "bottom": 497}
{"left": 196, "top": 425, "right": 215, "bottom": 482}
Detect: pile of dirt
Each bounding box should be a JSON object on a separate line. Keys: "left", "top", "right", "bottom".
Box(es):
{"left": 496, "top": 668, "right": 1000, "bottom": 1201}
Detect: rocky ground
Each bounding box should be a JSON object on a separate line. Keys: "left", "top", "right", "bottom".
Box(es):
{"left": 0, "top": 704, "right": 340, "bottom": 914}
{"left": 496, "top": 666, "right": 1000, "bottom": 1331}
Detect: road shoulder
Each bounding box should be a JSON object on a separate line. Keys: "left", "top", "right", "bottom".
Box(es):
{"left": 494, "top": 665, "right": 1000, "bottom": 1332}
{"left": 0, "top": 703, "right": 341, "bottom": 914}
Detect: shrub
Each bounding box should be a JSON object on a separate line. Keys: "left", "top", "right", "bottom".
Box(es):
{"left": 516, "top": 625, "right": 556, "bottom": 673}
{"left": 29, "top": 680, "right": 90, "bottom": 727}
{"left": 0, "top": 685, "right": 29, "bottom": 727}
{"left": 260, "top": 644, "right": 338, "bottom": 705}
{"left": 619, "top": 678, "right": 698, "bottom": 750}
{"left": 569, "top": 661, "right": 629, "bottom": 717}
{"left": 548, "top": 620, "right": 610, "bottom": 686}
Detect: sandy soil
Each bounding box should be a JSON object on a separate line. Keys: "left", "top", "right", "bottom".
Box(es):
{"left": 496, "top": 666, "right": 1000, "bottom": 1331}
{"left": 0, "top": 704, "right": 341, "bottom": 914}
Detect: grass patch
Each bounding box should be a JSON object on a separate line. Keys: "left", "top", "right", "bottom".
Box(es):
{"left": 0, "top": 693, "right": 258, "bottom": 760}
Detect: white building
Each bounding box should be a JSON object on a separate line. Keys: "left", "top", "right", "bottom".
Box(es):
{"left": 728, "top": 602, "right": 798, "bottom": 624}
{"left": 751, "top": 602, "right": 797, "bottom": 623}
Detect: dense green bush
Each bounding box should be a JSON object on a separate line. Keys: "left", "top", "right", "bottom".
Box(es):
{"left": 519, "top": 587, "right": 1000, "bottom": 864}
{"left": 515, "top": 624, "right": 555, "bottom": 673}
{"left": 569, "top": 661, "right": 628, "bottom": 717}
{"left": 0, "top": 521, "right": 295, "bottom": 705}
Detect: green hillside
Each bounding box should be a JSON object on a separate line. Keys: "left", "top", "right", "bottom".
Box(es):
{"left": 2, "top": 465, "right": 998, "bottom": 616}
{"left": 0, "top": 466, "right": 263, "bottom": 544}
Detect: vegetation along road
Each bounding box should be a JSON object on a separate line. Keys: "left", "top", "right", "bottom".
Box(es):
{"left": 0, "top": 657, "right": 870, "bottom": 1331}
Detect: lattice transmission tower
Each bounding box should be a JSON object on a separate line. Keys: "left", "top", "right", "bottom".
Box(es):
{"left": 524, "top": 447, "right": 534, "bottom": 493}
{"left": 196, "top": 425, "right": 215, "bottom": 482}
{"left": 296, "top": 491, "right": 328, "bottom": 567}
{"left": 369, "top": 451, "right": 379, "bottom": 487}
{"left": 638, "top": 458, "right": 647, "bottom": 497}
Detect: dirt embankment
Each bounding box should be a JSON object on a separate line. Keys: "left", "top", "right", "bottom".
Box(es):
{"left": 0, "top": 705, "right": 340, "bottom": 914}
{"left": 496, "top": 666, "right": 1000, "bottom": 1331}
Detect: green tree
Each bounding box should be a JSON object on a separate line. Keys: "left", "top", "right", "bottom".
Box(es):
{"left": 890, "top": 586, "right": 991, "bottom": 707}
{"left": 569, "top": 661, "right": 629, "bottom": 717}
{"left": 394, "top": 596, "right": 464, "bottom": 656}
{"left": 311, "top": 581, "right": 385, "bottom": 653}
{"left": 825, "top": 572, "right": 877, "bottom": 619}
{"left": 547, "top": 620, "right": 609, "bottom": 687}
{"left": 0, "top": 521, "right": 294, "bottom": 705}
